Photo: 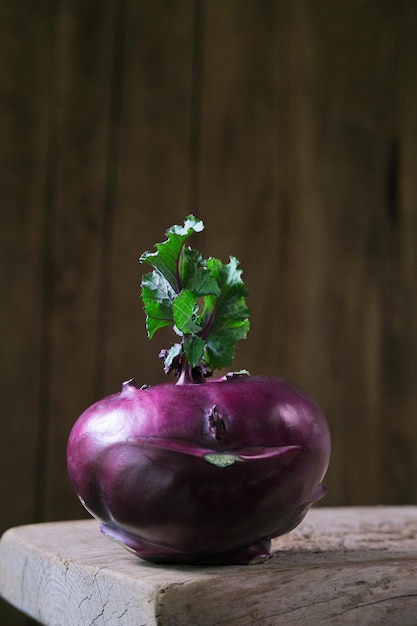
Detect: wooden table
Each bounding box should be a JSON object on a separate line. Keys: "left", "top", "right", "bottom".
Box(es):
{"left": 0, "top": 507, "right": 416, "bottom": 625}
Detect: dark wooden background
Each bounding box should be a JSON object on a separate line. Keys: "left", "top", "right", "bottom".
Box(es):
{"left": 1, "top": 0, "right": 416, "bottom": 622}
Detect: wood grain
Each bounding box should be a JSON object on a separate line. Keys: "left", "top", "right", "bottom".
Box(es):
{"left": 1, "top": 507, "right": 416, "bottom": 625}
{"left": 379, "top": 0, "right": 417, "bottom": 505}
{"left": 100, "top": 0, "right": 195, "bottom": 393}
{"left": 0, "top": 0, "right": 45, "bottom": 534}
{"left": 283, "top": 0, "right": 417, "bottom": 505}
{"left": 199, "top": 0, "right": 291, "bottom": 378}
{"left": 40, "top": 0, "right": 119, "bottom": 522}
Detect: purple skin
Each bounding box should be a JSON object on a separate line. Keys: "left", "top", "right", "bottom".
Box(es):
{"left": 67, "top": 374, "right": 331, "bottom": 565}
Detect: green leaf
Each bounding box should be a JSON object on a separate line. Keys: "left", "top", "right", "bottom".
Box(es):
{"left": 141, "top": 270, "right": 176, "bottom": 305}
{"left": 141, "top": 270, "right": 176, "bottom": 337}
{"left": 143, "top": 301, "right": 173, "bottom": 338}
{"left": 180, "top": 248, "right": 221, "bottom": 297}
{"left": 183, "top": 335, "right": 205, "bottom": 368}
{"left": 197, "top": 293, "right": 217, "bottom": 328}
{"left": 203, "top": 256, "right": 250, "bottom": 370}
{"left": 139, "top": 216, "right": 250, "bottom": 379}
{"left": 140, "top": 215, "right": 204, "bottom": 290}
{"left": 207, "top": 256, "right": 248, "bottom": 299}
{"left": 172, "top": 289, "right": 202, "bottom": 334}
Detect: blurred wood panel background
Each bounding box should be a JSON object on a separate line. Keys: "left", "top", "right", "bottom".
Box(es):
{"left": 1, "top": 0, "right": 416, "bottom": 622}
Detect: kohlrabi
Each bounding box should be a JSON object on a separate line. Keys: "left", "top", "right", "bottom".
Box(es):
{"left": 67, "top": 216, "right": 331, "bottom": 565}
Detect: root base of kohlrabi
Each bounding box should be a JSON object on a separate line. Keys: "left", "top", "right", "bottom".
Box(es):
{"left": 100, "top": 522, "right": 272, "bottom": 566}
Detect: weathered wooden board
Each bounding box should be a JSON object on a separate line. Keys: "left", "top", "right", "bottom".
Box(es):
{"left": 1, "top": 507, "right": 416, "bottom": 625}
